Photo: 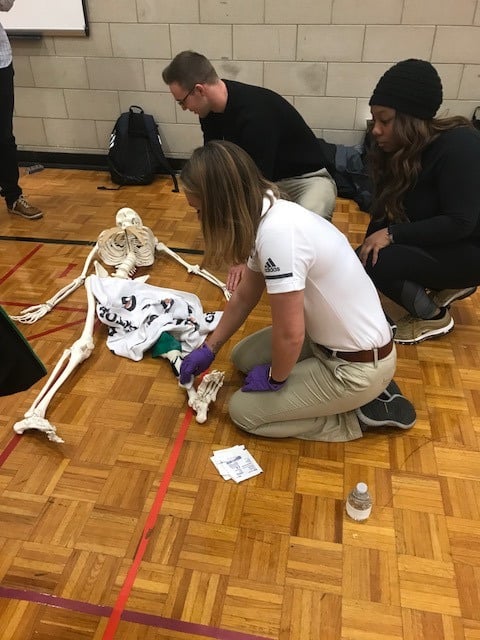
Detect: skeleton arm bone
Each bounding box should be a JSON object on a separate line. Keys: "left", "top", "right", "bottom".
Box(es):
{"left": 11, "top": 221, "right": 226, "bottom": 326}
{"left": 10, "top": 245, "right": 99, "bottom": 324}
{"left": 11, "top": 211, "right": 155, "bottom": 324}
{"left": 155, "top": 242, "right": 231, "bottom": 301}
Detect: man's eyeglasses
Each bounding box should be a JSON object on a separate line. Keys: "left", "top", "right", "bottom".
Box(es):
{"left": 177, "top": 85, "right": 197, "bottom": 107}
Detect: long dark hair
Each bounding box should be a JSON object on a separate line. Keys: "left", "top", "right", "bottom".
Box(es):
{"left": 369, "top": 113, "right": 472, "bottom": 223}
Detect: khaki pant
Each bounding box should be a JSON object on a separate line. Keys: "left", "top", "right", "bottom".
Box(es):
{"left": 229, "top": 327, "right": 396, "bottom": 442}
{"left": 276, "top": 167, "right": 337, "bottom": 221}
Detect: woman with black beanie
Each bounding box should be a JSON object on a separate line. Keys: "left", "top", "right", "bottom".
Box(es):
{"left": 358, "top": 58, "right": 480, "bottom": 344}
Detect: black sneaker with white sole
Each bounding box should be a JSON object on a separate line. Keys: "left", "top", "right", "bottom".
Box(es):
{"left": 355, "top": 394, "right": 416, "bottom": 430}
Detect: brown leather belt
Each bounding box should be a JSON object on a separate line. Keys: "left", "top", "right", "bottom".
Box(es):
{"left": 321, "top": 339, "right": 394, "bottom": 363}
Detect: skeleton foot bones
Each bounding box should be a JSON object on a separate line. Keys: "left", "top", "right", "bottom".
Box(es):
{"left": 11, "top": 207, "right": 227, "bottom": 442}
{"left": 180, "top": 370, "right": 225, "bottom": 424}
{"left": 160, "top": 349, "right": 225, "bottom": 423}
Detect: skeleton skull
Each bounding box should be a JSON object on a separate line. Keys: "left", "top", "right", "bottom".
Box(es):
{"left": 115, "top": 207, "right": 143, "bottom": 229}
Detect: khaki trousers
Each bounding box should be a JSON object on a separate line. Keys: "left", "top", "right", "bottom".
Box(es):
{"left": 229, "top": 327, "right": 396, "bottom": 442}
{"left": 276, "top": 167, "right": 337, "bottom": 221}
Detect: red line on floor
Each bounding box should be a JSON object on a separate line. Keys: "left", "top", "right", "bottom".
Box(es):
{"left": 1, "top": 250, "right": 251, "bottom": 637}
{"left": 102, "top": 405, "right": 196, "bottom": 639}
{"left": 0, "top": 434, "right": 22, "bottom": 468}
{"left": 0, "top": 244, "right": 43, "bottom": 285}
{"left": 57, "top": 263, "right": 77, "bottom": 278}
{"left": 28, "top": 318, "right": 88, "bottom": 341}
{"left": 0, "top": 388, "right": 270, "bottom": 638}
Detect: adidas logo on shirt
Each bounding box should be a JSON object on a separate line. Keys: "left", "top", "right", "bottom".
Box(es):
{"left": 264, "top": 258, "right": 280, "bottom": 273}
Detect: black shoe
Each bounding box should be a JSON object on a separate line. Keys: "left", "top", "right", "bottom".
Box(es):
{"left": 378, "top": 379, "right": 402, "bottom": 400}
{"left": 356, "top": 394, "right": 416, "bottom": 430}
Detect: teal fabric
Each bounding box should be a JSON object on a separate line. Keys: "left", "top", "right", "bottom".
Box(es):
{"left": 150, "top": 331, "right": 182, "bottom": 358}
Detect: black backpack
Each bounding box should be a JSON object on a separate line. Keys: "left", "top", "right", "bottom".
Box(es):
{"left": 106, "top": 105, "right": 179, "bottom": 191}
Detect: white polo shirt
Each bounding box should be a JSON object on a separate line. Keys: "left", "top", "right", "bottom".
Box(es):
{"left": 247, "top": 196, "right": 391, "bottom": 352}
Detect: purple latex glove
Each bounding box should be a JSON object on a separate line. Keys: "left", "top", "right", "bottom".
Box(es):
{"left": 179, "top": 343, "right": 215, "bottom": 385}
{"left": 242, "top": 364, "right": 286, "bottom": 392}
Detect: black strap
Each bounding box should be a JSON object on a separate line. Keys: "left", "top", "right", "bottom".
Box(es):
{"left": 143, "top": 116, "right": 179, "bottom": 192}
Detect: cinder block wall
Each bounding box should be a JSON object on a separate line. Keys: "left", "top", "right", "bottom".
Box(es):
{"left": 10, "top": 0, "right": 480, "bottom": 159}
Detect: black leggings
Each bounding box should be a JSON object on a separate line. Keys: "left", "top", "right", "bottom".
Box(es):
{"left": 361, "top": 241, "right": 480, "bottom": 316}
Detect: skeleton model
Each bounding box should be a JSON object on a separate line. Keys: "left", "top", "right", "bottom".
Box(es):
{"left": 12, "top": 208, "right": 228, "bottom": 443}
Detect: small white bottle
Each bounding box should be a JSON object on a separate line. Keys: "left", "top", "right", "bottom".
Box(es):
{"left": 346, "top": 482, "right": 372, "bottom": 522}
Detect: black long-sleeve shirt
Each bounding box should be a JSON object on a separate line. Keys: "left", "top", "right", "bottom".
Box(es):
{"left": 368, "top": 126, "right": 480, "bottom": 246}
{"left": 200, "top": 79, "right": 331, "bottom": 181}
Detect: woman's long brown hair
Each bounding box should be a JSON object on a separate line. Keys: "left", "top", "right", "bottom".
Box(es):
{"left": 369, "top": 113, "right": 472, "bottom": 223}
{"left": 180, "top": 140, "right": 279, "bottom": 268}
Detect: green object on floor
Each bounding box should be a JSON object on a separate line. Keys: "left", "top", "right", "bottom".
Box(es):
{"left": 151, "top": 331, "right": 182, "bottom": 358}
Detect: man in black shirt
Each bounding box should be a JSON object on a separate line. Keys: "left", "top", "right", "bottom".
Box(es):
{"left": 163, "top": 51, "right": 337, "bottom": 290}
{"left": 162, "top": 52, "right": 336, "bottom": 214}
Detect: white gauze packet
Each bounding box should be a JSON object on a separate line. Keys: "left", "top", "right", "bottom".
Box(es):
{"left": 210, "top": 445, "right": 263, "bottom": 483}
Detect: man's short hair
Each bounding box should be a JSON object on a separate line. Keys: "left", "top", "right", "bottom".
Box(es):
{"left": 162, "top": 51, "right": 219, "bottom": 88}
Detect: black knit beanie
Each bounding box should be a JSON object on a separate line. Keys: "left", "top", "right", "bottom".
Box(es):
{"left": 369, "top": 59, "right": 443, "bottom": 120}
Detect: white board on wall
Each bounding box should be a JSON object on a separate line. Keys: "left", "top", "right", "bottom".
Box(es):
{"left": 1, "top": 0, "right": 88, "bottom": 36}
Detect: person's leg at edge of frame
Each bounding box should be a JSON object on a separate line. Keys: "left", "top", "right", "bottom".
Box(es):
{"left": 0, "top": 63, "right": 21, "bottom": 209}
{"left": 0, "top": 64, "right": 42, "bottom": 220}
{"left": 362, "top": 243, "right": 479, "bottom": 344}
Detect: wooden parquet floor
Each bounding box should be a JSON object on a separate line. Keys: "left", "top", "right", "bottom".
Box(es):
{"left": 0, "top": 169, "right": 480, "bottom": 640}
